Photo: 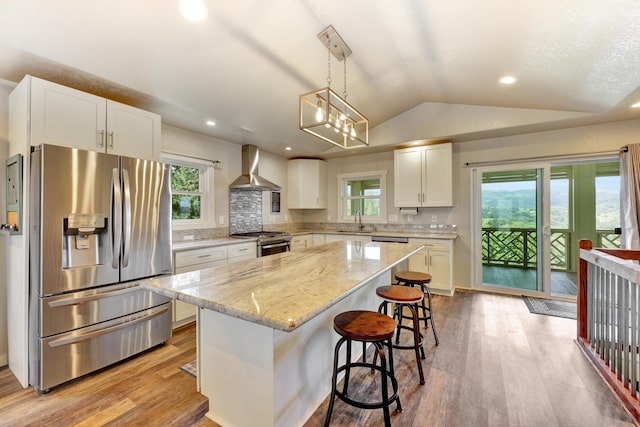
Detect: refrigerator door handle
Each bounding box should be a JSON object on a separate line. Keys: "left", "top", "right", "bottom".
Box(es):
{"left": 47, "top": 285, "right": 140, "bottom": 307}
{"left": 122, "top": 168, "right": 132, "bottom": 268}
{"left": 111, "top": 168, "right": 122, "bottom": 269}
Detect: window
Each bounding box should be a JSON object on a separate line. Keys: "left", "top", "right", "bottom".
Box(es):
{"left": 162, "top": 153, "right": 214, "bottom": 228}
{"left": 338, "top": 171, "right": 387, "bottom": 223}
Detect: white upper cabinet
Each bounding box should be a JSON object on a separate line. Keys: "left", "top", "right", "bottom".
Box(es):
{"left": 287, "top": 159, "right": 327, "bottom": 209}
{"left": 27, "top": 76, "right": 161, "bottom": 160}
{"left": 394, "top": 143, "right": 453, "bottom": 207}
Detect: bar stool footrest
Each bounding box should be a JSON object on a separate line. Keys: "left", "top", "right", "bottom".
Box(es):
{"left": 334, "top": 363, "right": 401, "bottom": 411}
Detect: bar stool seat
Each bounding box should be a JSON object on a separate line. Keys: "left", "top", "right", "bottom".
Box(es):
{"left": 376, "top": 285, "right": 426, "bottom": 385}
{"left": 325, "top": 310, "right": 402, "bottom": 427}
{"left": 394, "top": 271, "right": 439, "bottom": 345}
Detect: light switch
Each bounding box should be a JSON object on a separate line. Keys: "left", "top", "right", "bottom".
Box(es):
{"left": 218, "top": 216, "right": 224, "bottom": 225}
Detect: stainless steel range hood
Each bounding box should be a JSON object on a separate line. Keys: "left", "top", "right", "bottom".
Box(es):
{"left": 229, "top": 144, "right": 281, "bottom": 190}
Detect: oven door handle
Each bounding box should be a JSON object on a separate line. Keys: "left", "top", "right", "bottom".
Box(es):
{"left": 261, "top": 242, "right": 291, "bottom": 250}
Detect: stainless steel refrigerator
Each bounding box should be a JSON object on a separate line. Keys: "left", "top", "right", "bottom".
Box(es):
{"left": 29, "top": 144, "right": 173, "bottom": 392}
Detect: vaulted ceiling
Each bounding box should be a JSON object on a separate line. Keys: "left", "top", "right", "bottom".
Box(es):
{"left": 1, "top": 1, "right": 640, "bottom": 158}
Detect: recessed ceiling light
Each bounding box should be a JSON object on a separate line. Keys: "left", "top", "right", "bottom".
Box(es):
{"left": 285, "top": 147, "right": 292, "bottom": 151}
{"left": 499, "top": 76, "right": 517, "bottom": 85}
{"left": 180, "top": 0, "right": 208, "bottom": 22}
{"left": 206, "top": 120, "right": 216, "bottom": 126}
{"left": 631, "top": 102, "right": 640, "bottom": 109}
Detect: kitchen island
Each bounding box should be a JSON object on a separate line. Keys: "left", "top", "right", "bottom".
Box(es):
{"left": 140, "top": 240, "right": 424, "bottom": 427}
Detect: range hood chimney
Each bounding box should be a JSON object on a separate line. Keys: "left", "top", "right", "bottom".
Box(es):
{"left": 229, "top": 144, "right": 281, "bottom": 190}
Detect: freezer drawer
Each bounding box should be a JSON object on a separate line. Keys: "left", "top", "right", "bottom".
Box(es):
{"left": 39, "top": 282, "right": 171, "bottom": 338}
{"left": 36, "top": 302, "right": 171, "bottom": 392}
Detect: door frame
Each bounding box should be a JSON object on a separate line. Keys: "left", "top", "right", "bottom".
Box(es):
{"left": 470, "top": 162, "right": 552, "bottom": 298}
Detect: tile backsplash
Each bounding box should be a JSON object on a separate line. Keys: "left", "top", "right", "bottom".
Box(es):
{"left": 229, "top": 190, "right": 262, "bottom": 234}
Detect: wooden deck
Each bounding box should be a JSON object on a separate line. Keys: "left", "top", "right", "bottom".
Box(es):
{"left": 0, "top": 291, "right": 633, "bottom": 426}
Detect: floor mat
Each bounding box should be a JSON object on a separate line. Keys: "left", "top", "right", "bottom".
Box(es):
{"left": 179, "top": 360, "right": 197, "bottom": 378}
{"left": 523, "top": 296, "right": 576, "bottom": 319}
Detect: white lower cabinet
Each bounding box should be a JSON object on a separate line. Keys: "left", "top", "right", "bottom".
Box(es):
{"left": 290, "top": 235, "right": 313, "bottom": 251}
{"left": 324, "top": 234, "right": 372, "bottom": 243}
{"left": 312, "top": 234, "right": 326, "bottom": 246}
{"left": 172, "top": 241, "right": 256, "bottom": 327}
{"left": 407, "top": 238, "right": 454, "bottom": 296}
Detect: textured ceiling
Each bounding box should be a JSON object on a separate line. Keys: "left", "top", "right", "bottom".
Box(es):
{"left": 1, "top": 0, "right": 640, "bottom": 158}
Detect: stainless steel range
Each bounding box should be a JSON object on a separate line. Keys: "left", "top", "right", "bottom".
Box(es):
{"left": 230, "top": 231, "right": 291, "bottom": 257}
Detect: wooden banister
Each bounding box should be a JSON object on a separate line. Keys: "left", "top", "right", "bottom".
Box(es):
{"left": 577, "top": 239, "right": 591, "bottom": 341}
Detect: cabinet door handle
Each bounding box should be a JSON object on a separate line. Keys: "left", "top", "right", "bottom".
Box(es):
{"left": 418, "top": 193, "right": 421, "bottom": 204}
{"left": 108, "top": 131, "right": 114, "bottom": 149}
{"left": 422, "top": 192, "right": 425, "bottom": 203}
{"left": 197, "top": 254, "right": 212, "bottom": 259}
{"left": 98, "top": 129, "right": 105, "bottom": 148}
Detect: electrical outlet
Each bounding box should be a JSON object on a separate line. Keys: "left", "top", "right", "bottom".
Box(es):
{"left": 218, "top": 216, "right": 224, "bottom": 225}
{"left": 284, "top": 214, "right": 289, "bottom": 221}
{"left": 327, "top": 214, "right": 331, "bottom": 221}
{"left": 407, "top": 215, "right": 413, "bottom": 223}
{"left": 431, "top": 215, "right": 437, "bottom": 223}
{"left": 388, "top": 214, "right": 398, "bottom": 222}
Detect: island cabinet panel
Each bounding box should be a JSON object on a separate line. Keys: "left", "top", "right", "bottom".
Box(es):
{"left": 290, "top": 234, "right": 312, "bottom": 251}
{"left": 407, "top": 238, "right": 454, "bottom": 296}
{"left": 198, "top": 270, "right": 387, "bottom": 427}
{"left": 172, "top": 242, "right": 256, "bottom": 327}
{"left": 25, "top": 75, "right": 161, "bottom": 161}
{"left": 287, "top": 159, "right": 327, "bottom": 209}
{"left": 394, "top": 143, "right": 453, "bottom": 207}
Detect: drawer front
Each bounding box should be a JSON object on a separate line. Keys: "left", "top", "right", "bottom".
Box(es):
{"left": 228, "top": 253, "right": 257, "bottom": 264}
{"left": 409, "top": 239, "right": 449, "bottom": 252}
{"left": 290, "top": 236, "right": 309, "bottom": 249}
{"left": 39, "top": 303, "right": 171, "bottom": 391}
{"left": 227, "top": 242, "right": 256, "bottom": 259}
{"left": 175, "top": 246, "right": 228, "bottom": 268}
{"left": 174, "top": 258, "right": 226, "bottom": 274}
{"left": 40, "top": 283, "right": 171, "bottom": 337}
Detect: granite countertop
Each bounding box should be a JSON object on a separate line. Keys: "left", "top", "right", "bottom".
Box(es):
{"left": 291, "top": 228, "right": 458, "bottom": 240}
{"left": 141, "top": 240, "right": 424, "bottom": 332}
{"left": 172, "top": 228, "right": 456, "bottom": 252}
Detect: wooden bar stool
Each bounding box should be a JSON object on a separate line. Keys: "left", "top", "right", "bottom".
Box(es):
{"left": 375, "top": 285, "right": 426, "bottom": 385}
{"left": 394, "top": 271, "right": 439, "bottom": 345}
{"left": 324, "top": 310, "right": 402, "bottom": 427}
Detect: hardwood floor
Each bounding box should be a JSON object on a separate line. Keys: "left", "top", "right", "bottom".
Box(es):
{"left": 0, "top": 324, "right": 208, "bottom": 427}
{"left": 0, "top": 291, "right": 636, "bottom": 427}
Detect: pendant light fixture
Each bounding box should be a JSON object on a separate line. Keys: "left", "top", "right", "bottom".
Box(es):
{"left": 299, "top": 25, "right": 369, "bottom": 149}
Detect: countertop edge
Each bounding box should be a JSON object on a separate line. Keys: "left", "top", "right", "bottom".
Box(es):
{"left": 144, "top": 242, "right": 425, "bottom": 332}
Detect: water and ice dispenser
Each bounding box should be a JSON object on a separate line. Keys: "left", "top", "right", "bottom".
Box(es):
{"left": 62, "top": 213, "right": 108, "bottom": 269}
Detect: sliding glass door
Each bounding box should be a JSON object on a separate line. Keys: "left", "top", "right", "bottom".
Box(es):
{"left": 472, "top": 159, "right": 620, "bottom": 299}
{"left": 478, "top": 167, "right": 546, "bottom": 294}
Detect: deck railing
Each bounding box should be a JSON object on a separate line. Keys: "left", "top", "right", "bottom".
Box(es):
{"left": 482, "top": 228, "right": 620, "bottom": 271}
{"left": 578, "top": 239, "right": 640, "bottom": 421}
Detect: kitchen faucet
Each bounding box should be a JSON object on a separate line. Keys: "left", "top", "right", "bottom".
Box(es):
{"left": 355, "top": 211, "right": 365, "bottom": 232}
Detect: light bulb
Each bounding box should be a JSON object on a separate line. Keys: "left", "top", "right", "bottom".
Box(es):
{"left": 180, "top": 0, "right": 208, "bottom": 21}
{"left": 350, "top": 125, "right": 356, "bottom": 138}
{"left": 315, "top": 101, "right": 324, "bottom": 122}
{"left": 339, "top": 113, "right": 346, "bottom": 121}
